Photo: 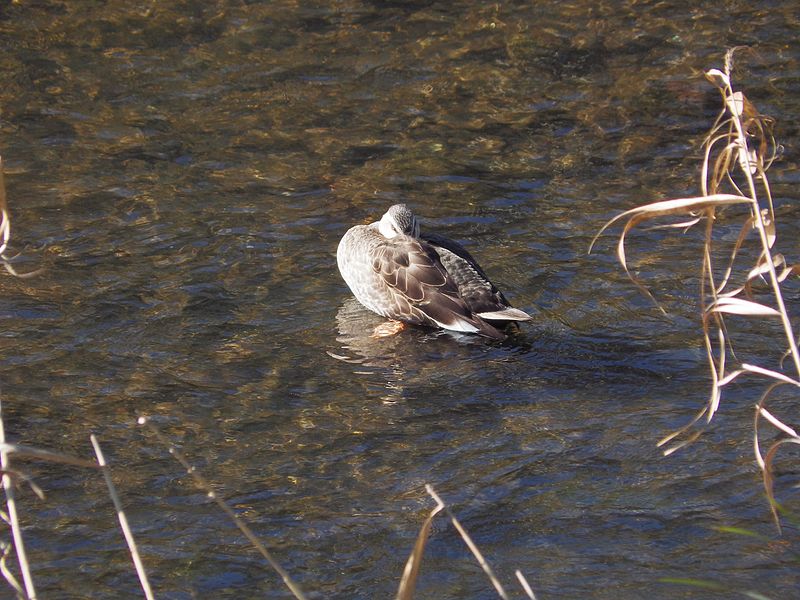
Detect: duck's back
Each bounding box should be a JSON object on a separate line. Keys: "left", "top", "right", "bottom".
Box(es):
{"left": 421, "top": 231, "right": 531, "bottom": 322}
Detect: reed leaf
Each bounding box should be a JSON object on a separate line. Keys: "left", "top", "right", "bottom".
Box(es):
{"left": 396, "top": 496, "right": 444, "bottom": 600}
{"left": 91, "top": 435, "right": 155, "bottom": 600}
{"left": 0, "top": 157, "right": 9, "bottom": 256}
{"left": 596, "top": 53, "right": 800, "bottom": 529}
{"left": 425, "top": 485, "right": 511, "bottom": 600}
{"left": 591, "top": 194, "right": 754, "bottom": 252}
{"left": 706, "top": 297, "right": 781, "bottom": 317}
{"left": 138, "top": 416, "right": 308, "bottom": 600}
{"left": 0, "top": 443, "right": 99, "bottom": 470}
{"left": 762, "top": 438, "right": 800, "bottom": 532}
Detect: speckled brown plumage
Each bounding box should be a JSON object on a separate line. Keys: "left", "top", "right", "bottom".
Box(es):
{"left": 337, "top": 204, "right": 531, "bottom": 339}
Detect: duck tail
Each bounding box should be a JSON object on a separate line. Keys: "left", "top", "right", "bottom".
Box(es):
{"left": 422, "top": 300, "right": 506, "bottom": 340}
{"left": 476, "top": 307, "right": 533, "bottom": 322}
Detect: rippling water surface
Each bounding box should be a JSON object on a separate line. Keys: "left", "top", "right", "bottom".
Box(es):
{"left": 1, "top": 1, "right": 799, "bottom": 598}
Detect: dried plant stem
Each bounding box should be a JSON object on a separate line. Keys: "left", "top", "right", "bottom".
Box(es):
{"left": 91, "top": 435, "right": 155, "bottom": 600}
{"left": 750, "top": 205, "right": 800, "bottom": 378}
{"left": 710, "top": 58, "right": 800, "bottom": 526}
{"left": 0, "top": 541, "right": 25, "bottom": 598}
{"left": 0, "top": 443, "right": 99, "bottom": 469}
{"left": 425, "top": 485, "right": 510, "bottom": 600}
{"left": 137, "top": 416, "right": 308, "bottom": 600}
{"left": 593, "top": 51, "right": 800, "bottom": 526}
{"left": 712, "top": 60, "right": 800, "bottom": 380}
{"left": 396, "top": 494, "right": 444, "bottom": 600}
{"left": 0, "top": 157, "right": 10, "bottom": 256}
{"left": 0, "top": 400, "right": 36, "bottom": 600}
{"left": 0, "top": 156, "right": 42, "bottom": 279}
{"left": 515, "top": 569, "right": 537, "bottom": 600}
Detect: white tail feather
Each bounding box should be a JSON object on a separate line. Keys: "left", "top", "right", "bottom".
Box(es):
{"left": 431, "top": 316, "right": 480, "bottom": 334}
{"left": 477, "top": 307, "right": 532, "bottom": 321}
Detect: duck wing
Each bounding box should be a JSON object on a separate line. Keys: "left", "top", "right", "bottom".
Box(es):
{"left": 373, "top": 236, "right": 504, "bottom": 339}
{"left": 420, "top": 232, "right": 531, "bottom": 322}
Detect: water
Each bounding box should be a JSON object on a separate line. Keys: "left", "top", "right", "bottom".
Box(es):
{"left": 1, "top": 1, "right": 799, "bottom": 598}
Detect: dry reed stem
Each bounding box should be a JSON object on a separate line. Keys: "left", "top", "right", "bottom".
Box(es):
{"left": 706, "top": 59, "right": 799, "bottom": 378}
{"left": 0, "top": 443, "right": 99, "bottom": 470}
{"left": 91, "top": 435, "right": 155, "bottom": 600}
{"left": 398, "top": 487, "right": 538, "bottom": 599}
{"left": 0, "top": 541, "right": 25, "bottom": 599}
{"left": 395, "top": 493, "right": 444, "bottom": 600}
{"left": 425, "top": 485, "right": 511, "bottom": 600}
{"left": 515, "top": 569, "right": 537, "bottom": 600}
{"left": 592, "top": 50, "right": 800, "bottom": 526}
{"left": 0, "top": 470, "right": 43, "bottom": 502}
{"left": 762, "top": 437, "right": 800, "bottom": 531}
{"left": 0, "top": 156, "right": 43, "bottom": 279}
{"left": 0, "top": 157, "right": 10, "bottom": 256}
{"left": 137, "top": 416, "right": 308, "bottom": 600}
{"left": 0, "top": 400, "right": 36, "bottom": 600}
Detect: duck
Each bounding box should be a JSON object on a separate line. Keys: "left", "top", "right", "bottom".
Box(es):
{"left": 336, "top": 204, "right": 532, "bottom": 339}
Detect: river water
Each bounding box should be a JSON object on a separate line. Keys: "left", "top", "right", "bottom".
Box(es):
{"left": 1, "top": 1, "right": 798, "bottom": 598}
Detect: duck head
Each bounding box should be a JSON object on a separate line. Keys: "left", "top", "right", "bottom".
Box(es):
{"left": 378, "top": 204, "right": 420, "bottom": 239}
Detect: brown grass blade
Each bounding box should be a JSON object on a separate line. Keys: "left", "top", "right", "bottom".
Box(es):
{"left": 661, "top": 429, "right": 704, "bottom": 456}
{"left": 1, "top": 469, "right": 45, "bottom": 501}
{"left": 515, "top": 570, "right": 537, "bottom": 599}
{"left": 591, "top": 194, "right": 754, "bottom": 252}
{"left": 425, "top": 485, "right": 510, "bottom": 600}
{"left": 0, "top": 157, "right": 9, "bottom": 255}
{"left": 395, "top": 495, "right": 444, "bottom": 600}
{"left": 758, "top": 407, "right": 798, "bottom": 438}
{"left": 754, "top": 383, "right": 789, "bottom": 470}
{"left": 616, "top": 217, "right": 665, "bottom": 313}
{"left": 717, "top": 369, "right": 745, "bottom": 387}
{"left": 702, "top": 318, "right": 726, "bottom": 421}
{"left": 706, "top": 297, "right": 781, "bottom": 317}
{"left": 777, "top": 263, "right": 800, "bottom": 283}
{"left": 740, "top": 253, "right": 786, "bottom": 298}
{"left": 741, "top": 363, "right": 800, "bottom": 386}
{"left": 0, "top": 442, "right": 99, "bottom": 470}
{"left": 754, "top": 381, "right": 798, "bottom": 471}
{"left": 762, "top": 209, "right": 776, "bottom": 248}
{"left": 762, "top": 438, "right": 800, "bottom": 532}
{"left": 0, "top": 400, "right": 36, "bottom": 600}
{"left": 0, "top": 541, "right": 25, "bottom": 599}
{"left": 705, "top": 68, "right": 730, "bottom": 89}
{"left": 712, "top": 142, "right": 738, "bottom": 193}
{"left": 716, "top": 213, "right": 755, "bottom": 293}
{"left": 138, "top": 416, "right": 308, "bottom": 600}
{"left": 91, "top": 435, "right": 155, "bottom": 600}
{"left": 701, "top": 127, "right": 733, "bottom": 196}
{"left": 642, "top": 217, "right": 703, "bottom": 230}
{"left": 658, "top": 401, "right": 710, "bottom": 453}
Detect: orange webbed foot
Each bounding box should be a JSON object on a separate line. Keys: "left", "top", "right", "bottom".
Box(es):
{"left": 371, "top": 320, "right": 406, "bottom": 338}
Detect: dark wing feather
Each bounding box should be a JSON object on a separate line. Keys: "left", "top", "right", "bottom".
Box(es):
{"left": 420, "top": 232, "right": 495, "bottom": 285}
{"left": 421, "top": 231, "right": 531, "bottom": 322}
{"left": 372, "top": 236, "right": 504, "bottom": 338}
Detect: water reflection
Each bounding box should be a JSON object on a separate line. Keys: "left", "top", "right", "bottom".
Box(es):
{"left": 332, "top": 297, "right": 498, "bottom": 405}
{"left": 333, "top": 297, "right": 406, "bottom": 366}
